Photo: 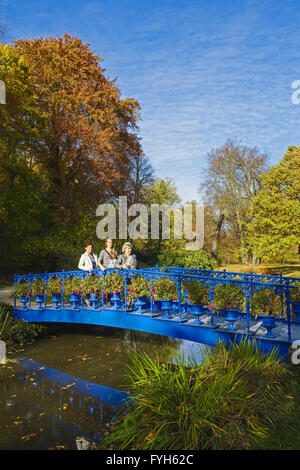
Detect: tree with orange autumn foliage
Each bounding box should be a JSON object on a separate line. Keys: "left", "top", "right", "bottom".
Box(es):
{"left": 13, "top": 34, "right": 145, "bottom": 227}
{"left": 0, "top": 35, "right": 154, "bottom": 275}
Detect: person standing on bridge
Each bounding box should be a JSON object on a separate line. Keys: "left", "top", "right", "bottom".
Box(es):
{"left": 97, "top": 238, "right": 118, "bottom": 271}
{"left": 116, "top": 242, "right": 137, "bottom": 269}
{"left": 78, "top": 242, "right": 98, "bottom": 272}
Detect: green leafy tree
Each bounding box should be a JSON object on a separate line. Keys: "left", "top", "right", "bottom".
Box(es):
{"left": 246, "top": 146, "right": 300, "bottom": 263}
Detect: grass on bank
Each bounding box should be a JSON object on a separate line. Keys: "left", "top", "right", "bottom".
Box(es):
{"left": 103, "top": 340, "right": 292, "bottom": 450}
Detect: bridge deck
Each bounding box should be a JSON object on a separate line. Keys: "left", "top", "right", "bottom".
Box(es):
{"left": 12, "top": 304, "right": 299, "bottom": 362}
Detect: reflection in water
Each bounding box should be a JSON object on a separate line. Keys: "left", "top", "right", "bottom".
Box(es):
{"left": 0, "top": 326, "right": 210, "bottom": 450}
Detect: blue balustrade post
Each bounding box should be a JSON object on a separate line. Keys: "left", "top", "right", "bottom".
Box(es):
{"left": 44, "top": 271, "right": 48, "bottom": 308}
{"left": 62, "top": 270, "right": 65, "bottom": 309}
{"left": 177, "top": 275, "right": 182, "bottom": 321}
{"left": 245, "top": 285, "right": 250, "bottom": 334}
{"left": 279, "top": 273, "right": 285, "bottom": 320}
{"left": 250, "top": 272, "right": 254, "bottom": 316}
{"left": 13, "top": 275, "right": 16, "bottom": 308}
{"left": 101, "top": 276, "right": 104, "bottom": 307}
{"left": 150, "top": 276, "right": 153, "bottom": 316}
{"left": 209, "top": 281, "right": 214, "bottom": 327}
{"left": 124, "top": 274, "right": 127, "bottom": 312}
{"left": 29, "top": 274, "right": 32, "bottom": 308}
{"left": 79, "top": 275, "right": 83, "bottom": 308}
{"left": 286, "top": 281, "right": 292, "bottom": 342}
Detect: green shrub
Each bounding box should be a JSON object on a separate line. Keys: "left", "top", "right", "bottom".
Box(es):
{"left": 104, "top": 340, "right": 287, "bottom": 450}
{"left": 157, "top": 250, "right": 218, "bottom": 270}
{"left": 0, "top": 303, "right": 47, "bottom": 348}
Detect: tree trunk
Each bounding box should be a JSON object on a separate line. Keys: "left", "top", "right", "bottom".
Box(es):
{"left": 211, "top": 214, "right": 224, "bottom": 259}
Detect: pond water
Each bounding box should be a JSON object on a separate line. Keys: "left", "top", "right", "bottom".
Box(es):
{"left": 0, "top": 325, "right": 210, "bottom": 450}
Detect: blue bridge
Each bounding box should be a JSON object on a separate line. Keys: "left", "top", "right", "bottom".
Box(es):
{"left": 12, "top": 266, "right": 300, "bottom": 362}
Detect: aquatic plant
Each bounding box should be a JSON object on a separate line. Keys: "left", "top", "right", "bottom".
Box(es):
{"left": 104, "top": 339, "right": 287, "bottom": 450}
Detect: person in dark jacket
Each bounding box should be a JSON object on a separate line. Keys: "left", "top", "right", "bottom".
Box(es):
{"left": 116, "top": 242, "right": 137, "bottom": 269}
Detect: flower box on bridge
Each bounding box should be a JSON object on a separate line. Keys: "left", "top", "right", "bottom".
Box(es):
{"left": 12, "top": 266, "right": 300, "bottom": 362}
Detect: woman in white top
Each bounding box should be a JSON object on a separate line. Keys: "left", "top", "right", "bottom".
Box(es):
{"left": 78, "top": 243, "right": 98, "bottom": 272}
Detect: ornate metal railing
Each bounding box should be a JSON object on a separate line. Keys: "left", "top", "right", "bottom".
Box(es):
{"left": 13, "top": 266, "right": 298, "bottom": 342}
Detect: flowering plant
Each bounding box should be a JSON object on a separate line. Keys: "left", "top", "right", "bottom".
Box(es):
{"left": 30, "top": 278, "right": 46, "bottom": 296}
{"left": 46, "top": 277, "right": 62, "bottom": 295}
{"left": 183, "top": 280, "right": 209, "bottom": 305}
{"left": 64, "top": 277, "right": 83, "bottom": 295}
{"left": 151, "top": 277, "right": 180, "bottom": 301}
{"left": 127, "top": 276, "right": 150, "bottom": 302}
{"left": 252, "top": 288, "right": 281, "bottom": 317}
{"left": 15, "top": 281, "right": 30, "bottom": 297}
{"left": 82, "top": 275, "right": 102, "bottom": 295}
{"left": 212, "top": 284, "right": 243, "bottom": 313}
{"left": 102, "top": 272, "right": 125, "bottom": 295}
{"left": 290, "top": 282, "right": 300, "bottom": 303}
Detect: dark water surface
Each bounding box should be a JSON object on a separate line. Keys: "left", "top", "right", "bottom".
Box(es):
{"left": 0, "top": 325, "right": 209, "bottom": 450}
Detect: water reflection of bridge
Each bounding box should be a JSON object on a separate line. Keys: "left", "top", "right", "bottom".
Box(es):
{"left": 13, "top": 358, "right": 128, "bottom": 445}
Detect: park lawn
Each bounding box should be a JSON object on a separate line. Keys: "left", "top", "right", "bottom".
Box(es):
{"left": 219, "top": 264, "right": 300, "bottom": 278}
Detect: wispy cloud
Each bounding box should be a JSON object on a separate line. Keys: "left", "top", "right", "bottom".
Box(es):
{"left": 1, "top": 0, "right": 300, "bottom": 201}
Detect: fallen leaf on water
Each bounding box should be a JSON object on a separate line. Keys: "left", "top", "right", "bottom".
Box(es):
{"left": 59, "top": 382, "right": 76, "bottom": 391}
{"left": 21, "top": 433, "right": 37, "bottom": 441}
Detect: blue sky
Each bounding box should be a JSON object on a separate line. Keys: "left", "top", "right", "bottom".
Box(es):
{"left": 1, "top": 0, "right": 300, "bottom": 202}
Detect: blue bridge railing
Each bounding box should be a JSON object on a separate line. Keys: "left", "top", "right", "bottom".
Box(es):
{"left": 13, "top": 266, "right": 298, "bottom": 343}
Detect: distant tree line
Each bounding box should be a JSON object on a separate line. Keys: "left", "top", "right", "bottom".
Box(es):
{"left": 199, "top": 140, "right": 300, "bottom": 265}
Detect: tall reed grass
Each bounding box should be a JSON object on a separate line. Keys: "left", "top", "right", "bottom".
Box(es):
{"left": 104, "top": 339, "right": 288, "bottom": 450}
